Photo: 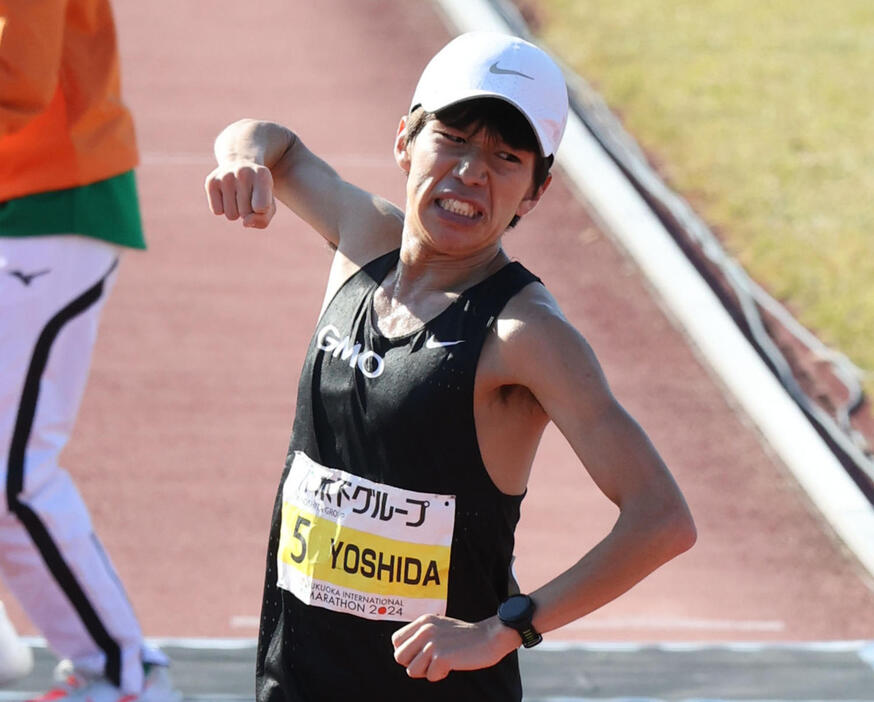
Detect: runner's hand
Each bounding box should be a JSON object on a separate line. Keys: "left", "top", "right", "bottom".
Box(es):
{"left": 204, "top": 162, "right": 276, "bottom": 228}
{"left": 391, "top": 614, "right": 518, "bottom": 682}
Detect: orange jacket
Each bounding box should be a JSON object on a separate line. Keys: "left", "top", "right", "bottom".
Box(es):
{"left": 0, "top": 0, "right": 138, "bottom": 202}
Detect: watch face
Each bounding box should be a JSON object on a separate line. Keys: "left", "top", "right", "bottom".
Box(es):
{"left": 501, "top": 594, "right": 531, "bottom": 622}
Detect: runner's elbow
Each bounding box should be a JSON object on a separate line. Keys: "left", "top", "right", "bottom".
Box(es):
{"left": 658, "top": 503, "right": 697, "bottom": 558}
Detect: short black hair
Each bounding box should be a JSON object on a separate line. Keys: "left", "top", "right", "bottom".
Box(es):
{"left": 405, "top": 98, "right": 553, "bottom": 228}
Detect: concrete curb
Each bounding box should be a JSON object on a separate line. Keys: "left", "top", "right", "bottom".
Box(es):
{"left": 431, "top": 0, "right": 874, "bottom": 582}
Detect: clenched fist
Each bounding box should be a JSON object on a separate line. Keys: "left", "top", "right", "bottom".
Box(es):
{"left": 205, "top": 162, "right": 276, "bottom": 229}
{"left": 391, "top": 613, "right": 518, "bottom": 682}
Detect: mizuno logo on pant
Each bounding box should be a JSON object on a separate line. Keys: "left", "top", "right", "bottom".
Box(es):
{"left": 317, "top": 325, "right": 385, "bottom": 378}
{"left": 8, "top": 268, "right": 51, "bottom": 285}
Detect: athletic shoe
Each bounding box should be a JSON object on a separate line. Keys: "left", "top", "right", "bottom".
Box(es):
{"left": 0, "top": 600, "right": 33, "bottom": 684}
{"left": 26, "top": 662, "right": 182, "bottom": 701}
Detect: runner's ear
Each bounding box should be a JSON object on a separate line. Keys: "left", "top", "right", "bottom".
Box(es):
{"left": 515, "top": 174, "right": 552, "bottom": 218}
{"left": 394, "top": 115, "right": 412, "bottom": 175}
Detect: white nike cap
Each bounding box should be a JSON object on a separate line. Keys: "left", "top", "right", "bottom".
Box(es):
{"left": 410, "top": 31, "right": 569, "bottom": 157}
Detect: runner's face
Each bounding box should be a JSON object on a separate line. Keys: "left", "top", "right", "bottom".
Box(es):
{"left": 394, "top": 116, "right": 547, "bottom": 257}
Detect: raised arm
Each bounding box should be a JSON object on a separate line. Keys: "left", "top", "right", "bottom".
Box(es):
{"left": 205, "top": 119, "right": 402, "bottom": 254}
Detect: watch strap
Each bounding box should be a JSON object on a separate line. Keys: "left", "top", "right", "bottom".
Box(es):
{"left": 518, "top": 625, "right": 543, "bottom": 648}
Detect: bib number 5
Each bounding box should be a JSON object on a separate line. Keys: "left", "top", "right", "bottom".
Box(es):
{"left": 289, "top": 515, "right": 311, "bottom": 564}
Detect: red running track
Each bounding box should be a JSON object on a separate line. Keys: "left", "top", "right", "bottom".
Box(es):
{"left": 3, "top": 0, "right": 873, "bottom": 643}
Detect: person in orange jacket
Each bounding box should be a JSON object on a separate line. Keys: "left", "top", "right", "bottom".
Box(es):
{"left": 0, "top": 1, "right": 179, "bottom": 699}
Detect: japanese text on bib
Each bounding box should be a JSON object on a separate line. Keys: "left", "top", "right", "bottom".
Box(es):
{"left": 277, "top": 451, "right": 456, "bottom": 622}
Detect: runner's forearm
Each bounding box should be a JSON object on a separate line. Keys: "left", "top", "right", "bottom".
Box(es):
{"left": 528, "top": 499, "right": 696, "bottom": 636}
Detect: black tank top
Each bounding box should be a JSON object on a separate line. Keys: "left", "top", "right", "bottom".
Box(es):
{"left": 256, "top": 249, "right": 540, "bottom": 702}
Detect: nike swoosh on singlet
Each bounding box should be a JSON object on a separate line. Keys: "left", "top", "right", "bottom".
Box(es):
{"left": 488, "top": 62, "right": 534, "bottom": 80}
{"left": 425, "top": 335, "right": 465, "bottom": 349}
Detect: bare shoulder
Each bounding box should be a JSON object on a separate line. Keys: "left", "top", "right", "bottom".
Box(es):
{"left": 336, "top": 191, "right": 404, "bottom": 266}
{"left": 493, "top": 282, "right": 589, "bottom": 368}
{"left": 488, "top": 280, "right": 613, "bottom": 418}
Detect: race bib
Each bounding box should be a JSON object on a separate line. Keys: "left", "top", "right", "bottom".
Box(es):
{"left": 277, "top": 451, "right": 456, "bottom": 622}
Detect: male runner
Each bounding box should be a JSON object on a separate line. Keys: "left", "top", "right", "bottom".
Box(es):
{"left": 206, "top": 31, "right": 696, "bottom": 701}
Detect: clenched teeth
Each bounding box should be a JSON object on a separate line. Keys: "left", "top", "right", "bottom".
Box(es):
{"left": 437, "top": 198, "right": 481, "bottom": 219}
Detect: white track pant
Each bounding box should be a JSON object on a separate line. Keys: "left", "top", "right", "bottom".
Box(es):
{"left": 0, "top": 235, "right": 165, "bottom": 694}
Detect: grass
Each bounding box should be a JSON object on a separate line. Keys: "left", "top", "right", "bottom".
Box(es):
{"left": 532, "top": 0, "right": 874, "bottom": 398}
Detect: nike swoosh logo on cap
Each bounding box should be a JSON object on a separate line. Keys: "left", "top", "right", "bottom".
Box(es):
{"left": 426, "top": 335, "right": 465, "bottom": 349}
{"left": 489, "top": 62, "right": 534, "bottom": 80}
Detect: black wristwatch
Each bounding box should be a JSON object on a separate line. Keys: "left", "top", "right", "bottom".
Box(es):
{"left": 497, "top": 594, "right": 542, "bottom": 648}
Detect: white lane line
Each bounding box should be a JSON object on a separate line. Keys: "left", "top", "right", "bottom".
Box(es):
{"left": 535, "top": 639, "right": 874, "bottom": 653}
{"left": 557, "top": 617, "right": 785, "bottom": 632}
{"left": 141, "top": 152, "right": 394, "bottom": 168}
{"left": 20, "top": 636, "right": 257, "bottom": 650}
{"left": 141, "top": 152, "right": 214, "bottom": 165}
{"left": 432, "top": 0, "right": 874, "bottom": 582}
{"left": 229, "top": 615, "right": 260, "bottom": 629}
{"left": 146, "top": 637, "right": 257, "bottom": 649}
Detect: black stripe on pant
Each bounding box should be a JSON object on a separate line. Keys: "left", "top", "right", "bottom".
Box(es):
{"left": 5, "top": 259, "right": 123, "bottom": 687}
